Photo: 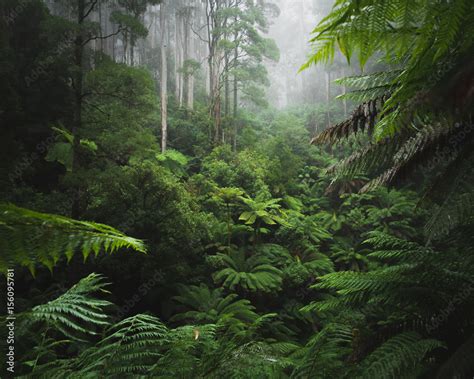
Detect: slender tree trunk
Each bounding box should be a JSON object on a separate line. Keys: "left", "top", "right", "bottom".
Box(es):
{"left": 160, "top": 2, "right": 168, "bottom": 153}
{"left": 232, "top": 27, "right": 238, "bottom": 151}
{"left": 179, "top": 12, "right": 184, "bottom": 106}
{"left": 123, "top": 31, "right": 128, "bottom": 63}
{"left": 175, "top": 6, "right": 184, "bottom": 106}
{"left": 98, "top": 1, "right": 103, "bottom": 53}
{"left": 224, "top": 2, "right": 229, "bottom": 117}
{"left": 225, "top": 56, "right": 229, "bottom": 117}
{"left": 183, "top": 8, "right": 189, "bottom": 106}
{"left": 325, "top": 70, "right": 331, "bottom": 127}
{"left": 186, "top": 10, "right": 194, "bottom": 110}
{"left": 71, "top": 0, "right": 85, "bottom": 218}
{"left": 342, "top": 68, "right": 348, "bottom": 118}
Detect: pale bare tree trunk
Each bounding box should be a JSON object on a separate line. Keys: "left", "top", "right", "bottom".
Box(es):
{"left": 71, "top": 0, "right": 85, "bottom": 218}
{"left": 174, "top": 4, "right": 185, "bottom": 107}
{"left": 183, "top": 3, "right": 194, "bottom": 110}
{"left": 342, "top": 68, "right": 348, "bottom": 118}
{"left": 325, "top": 70, "right": 331, "bottom": 127}
{"left": 174, "top": 10, "right": 180, "bottom": 101}
{"left": 224, "top": 0, "right": 230, "bottom": 117}
{"left": 232, "top": 13, "right": 239, "bottom": 151}
{"left": 160, "top": 2, "right": 168, "bottom": 153}
{"left": 98, "top": 1, "right": 103, "bottom": 53}
{"left": 186, "top": 15, "right": 194, "bottom": 109}
{"left": 178, "top": 13, "right": 184, "bottom": 106}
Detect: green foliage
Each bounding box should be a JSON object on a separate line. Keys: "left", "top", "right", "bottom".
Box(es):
{"left": 0, "top": 204, "right": 146, "bottom": 274}
{"left": 111, "top": 11, "right": 148, "bottom": 38}
{"left": 359, "top": 332, "right": 443, "bottom": 379}
{"left": 293, "top": 323, "right": 353, "bottom": 379}
{"left": 213, "top": 249, "right": 283, "bottom": 293}
{"left": 156, "top": 149, "right": 189, "bottom": 177}
{"left": 238, "top": 195, "right": 288, "bottom": 228}
{"left": 45, "top": 126, "right": 97, "bottom": 172}
{"left": 171, "top": 283, "right": 258, "bottom": 327}
{"left": 2, "top": 1, "right": 473, "bottom": 377}
{"left": 24, "top": 273, "right": 112, "bottom": 340}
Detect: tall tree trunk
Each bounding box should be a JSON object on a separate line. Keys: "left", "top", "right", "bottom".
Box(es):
{"left": 123, "top": 31, "right": 128, "bottom": 63}
{"left": 98, "top": 1, "right": 103, "bottom": 53}
{"left": 175, "top": 7, "right": 184, "bottom": 107}
{"left": 325, "top": 70, "right": 331, "bottom": 127}
{"left": 71, "top": 0, "right": 85, "bottom": 218}
{"left": 224, "top": 52, "right": 229, "bottom": 117}
{"left": 160, "top": 2, "right": 168, "bottom": 153}
{"left": 224, "top": 1, "right": 229, "bottom": 118}
{"left": 342, "top": 68, "right": 348, "bottom": 118}
{"left": 186, "top": 8, "right": 194, "bottom": 110}
{"left": 232, "top": 28, "right": 238, "bottom": 152}
{"left": 178, "top": 13, "right": 184, "bottom": 106}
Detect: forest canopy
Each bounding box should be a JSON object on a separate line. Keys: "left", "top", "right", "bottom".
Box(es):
{"left": 0, "top": 0, "right": 473, "bottom": 378}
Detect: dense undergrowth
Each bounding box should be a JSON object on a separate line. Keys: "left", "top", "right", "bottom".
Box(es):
{"left": 1, "top": 0, "right": 473, "bottom": 378}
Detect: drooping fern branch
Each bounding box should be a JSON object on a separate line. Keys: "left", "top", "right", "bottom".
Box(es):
{"left": 0, "top": 203, "right": 146, "bottom": 274}
{"left": 30, "top": 314, "right": 169, "bottom": 378}
{"left": 292, "top": 323, "right": 353, "bottom": 379}
{"left": 359, "top": 332, "right": 444, "bottom": 379}
{"left": 305, "top": 0, "right": 474, "bottom": 224}
{"left": 23, "top": 273, "right": 112, "bottom": 341}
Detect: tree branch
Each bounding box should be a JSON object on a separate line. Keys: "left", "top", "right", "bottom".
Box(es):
{"left": 82, "top": 26, "right": 126, "bottom": 46}
{"left": 81, "top": 0, "right": 98, "bottom": 22}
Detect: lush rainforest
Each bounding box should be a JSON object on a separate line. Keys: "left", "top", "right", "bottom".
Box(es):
{"left": 1, "top": 0, "right": 473, "bottom": 378}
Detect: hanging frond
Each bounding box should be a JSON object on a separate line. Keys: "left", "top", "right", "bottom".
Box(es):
{"left": 311, "top": 96, "right": 388, "bottom": 145}
{"left": 359, "top": 332, "right": 444, "bottom": 379}
{"left": 24, "top": 273, "right": 112, "bottom": 341}
{"left": 423, "top": 145, "right": 474, "bottom": 242}
{"left": 292, "top": 323, "right": 353, "bottom": 379}
{"left": 0, "top": 203, "right": 146, "bottom": 274}
{"left": 360, "top": 122, "right": 470, "bottom": 192}
{"left": 30, "top": 314, "right": 169, "bottom": 378}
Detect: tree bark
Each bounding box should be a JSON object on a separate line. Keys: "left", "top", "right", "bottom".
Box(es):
{"left": 186, "top": 8, "right": 194, "bottom": 110}
{"left": 325, "top": 70, "right": 331, "bottom": 127}
{"left": 160, "top": 2, "right": 168, "bottom": 153}
{"left": 71, "top": 0, "right": 85, "bottom": 218}
{"left": 232, "top": 22, "right": 238, "bottom": 151}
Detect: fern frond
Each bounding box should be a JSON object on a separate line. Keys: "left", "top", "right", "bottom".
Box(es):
{"left": 311, "top": 96, "right": 388, "bottom": 145}
{"left": 292, "top": 323, "right": 353, "bottom": 379}
{"left": 0, "top": 203, "right": 146, "bottom": 275}
{"left": 359, "top": 332, "right": 443, "bottom": 379}
{"left": 74, "top": 314, "right": 169, "bottom": 376}
{"left": 24, "top": 273, "right": 112, "bottom": 341}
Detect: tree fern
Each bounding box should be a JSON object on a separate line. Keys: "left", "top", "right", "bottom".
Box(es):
{"left": 305, "top": 0, "right": 474, "bottom": 230}
{"left": 212, "top": 249, "right": 283, "bottom": 293}
{"left": 171, "top": 283, "right": 258, "bottom": 327}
